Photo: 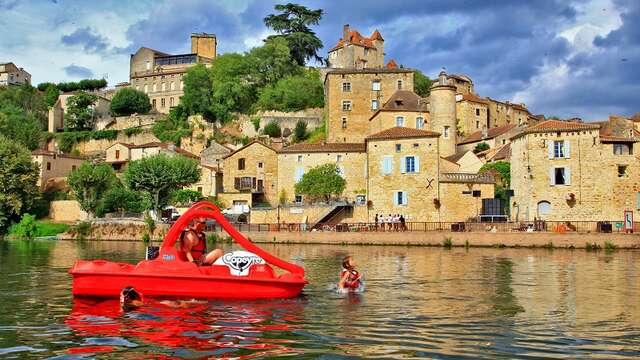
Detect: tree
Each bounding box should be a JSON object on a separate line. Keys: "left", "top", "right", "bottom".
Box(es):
{"left": 295, "top": 163, "right": 346, "bottom": 202}
{"left": 67, "top": 162, "right": 118, "bottom": 218}
{"left": 250, "top": 117, "right": 261, "bottom": 132}
{"left": 414, "top": 70, "right": 433, "bottom": 97}
{"left": 247, "top": 37, "right": 301, "bottom": 88}
{"left": 110, "top": 88, "right": 151, "bottom": 116}
{"left": 480, "top": 161, "right": 511, "bottom": 214}
{"left": 170, "top": 189, "right": 203, "bottom": 206}
{"left": 181, "top": 64, "right": 215, "bottom": 120}
{"left": 0, "top": 84, "right": 47, "bottom": 124}
{"left": 42, "top": 84, "right": 60, "bottom": 108}
{"left": 293, "top": 120, "right": 308, "bottom": 142}
{"left": 64, "top": 91, "right": 98, "bottom": 131}
{"left": 209, "top": 53, "right": 256, "bottom": 121}
{"left": 0, "top": 136, "right": 40, "bottom": 233}
{"left": 263, "top": 121, "right": 282, "bottom": 137}
{"left": 263, "top": 3, "right": 324, "bottom": 65}
{"left": 256, "top": 69, "right": 324, "bottom": 112}
{"left": 0, "top": 106, "right": 42, "bottom": 150}
{"left": 100, "top": 185, "right": 150, "bottom": 216}
{"left": 123, "top": 154, "right": 201, "bottom": 219}
{"left": 474, "top": 142, "right": 490, "bottom": 153}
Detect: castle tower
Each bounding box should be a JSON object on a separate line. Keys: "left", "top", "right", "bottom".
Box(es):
{"left": 430, "top": 70, "right": 458, "bottom": 157}
{"left": 191, "top": 33, "right": 216, "bottom": 59}
{"left": 370, "top": 29, "right": 385, "bottom": 68}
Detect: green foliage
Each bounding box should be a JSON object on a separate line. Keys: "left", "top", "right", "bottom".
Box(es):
{"left": 123, "top": 154, "right": 201, "bottom": 218}
{"left": 204, "top": 196, "right": 225, "bottom": 210}
{"left": 171, "top": 189, "right": 203, "bottom": 206}
{"left": 585, "top": 242, "right": 601, "bottom": 251}
{"left": 9, "top": 213, "right": 37, "bottom": 240}
{"left": 305, "top": 120, "right": 326, "bottom": 143}
{"left": 442, "top": 237, "right": 453, "bottom": 249}
{"left": 247, "top": 37, "right": 301, "bottom": 88}
{"left": 37, "top": 82, "right": 56, "bottom": 92}
{"left": 43, "top": 84, "right": 60, "bottom": 108}
{"left": 604, "top": 240, "right": 616, "bottom": 251}
{"left": 209, "top": 53, "right": 259, "bottom": 121}
{"left": 251, "top": 117, "right": 261, "bottom": 132}
{"left": 110, "top": 88, "right": 151, "bottom": 116}
{"left": 40, "top": 79, "right": 107, "bottom": 92}
{"left": 141, "top": 231, "right": 151, "bottom": 243}
{"left": 263, "top": 3, "right": 324, "bottom": 65}
{"left": 55, "top": 130, "right": 118, "bottom": 153}
{"left": 414, "top": 70, "right": 433, "bottom": 97}
{"left": 256, "top": 69, "right": 324, "bottom": 112}
{"left": 101, "top": 186, "right": 149, "bottom": 215}
{"left": 480, "top": 161, "right": 511, "bottom": 187}
{"left": 67, "top": 162, "right": 118, "bottom": 217}
{"left": 123, "top": 127, "right": 144, "bottom": 137}
{"left": 152, "top": 106, "right": 192, "bottom": 145}
{"left": 294, "top": 163, "right": 346, "bottom": 202}
{"left": 74, "top": 221, "right": 92, "bottom": 240}
{"left": 474, "top": 142, "right": 490, "bottom": 153}
{"left": 64, "top": 91, "right": 98, "bottom": 131}
{"left": 181, "top": 64, "right": 215, "bottom": 120}
{"left": 0, "top": 106, "right": 42, "bottom": 150}
{"left": 144, "top": 212, "right": 156, "bottom": 235}
{"left": 0, "top": 136, "right": 40, "bottom": 233}
{"left": 0, "top": 84, "right": 47, "bottom": 121}
{"left": 293, "top": 120, "right": 308, "bottom": 142}
{"left": 263, "top": 120, "right": 282, "bottom": 137}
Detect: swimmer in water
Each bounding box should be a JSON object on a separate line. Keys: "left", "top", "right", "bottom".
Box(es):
{"left": 338, "top": 256, "right": 362, "bottom": 290}
{"left": 120, "top": 286, "right": 144, "bottom": 310}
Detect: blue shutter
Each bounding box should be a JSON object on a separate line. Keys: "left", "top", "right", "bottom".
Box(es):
{"left": 401, "top": 156, "right": 406, "bottom": 173}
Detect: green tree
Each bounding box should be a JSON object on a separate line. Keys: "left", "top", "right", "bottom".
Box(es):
{"left": 181, "top": 64, "right": 215, "bottom": 120}
{"left": 9, "top": 213, "right": 37, "bottom": 240}
{"left": 294, "top": 163, "right": 346, "bottom": 202}
{"left": 263, "top": 3, "right": 324, "bottom": 65}
{"left": 480, "top": 161, "right": 511, "bottom": 213}
{"left": 256, "top": 69, "right": 324, "bottom": 111}
{"left": 293, "top": 120, "right": 308, "bottom": 142}
{"left": 251, "top": 117, "right": 261, "bottom": 132}
{"left": 123, "top": 154, "right": 200, "bottom": 219}
{"left": 0, "top": 106, "right": 42, "bottom": 150}
{"left": 100, "top": 185, "right": 150, "bottom": 216}
{"left": 210, "top": 53, "right": 256, "bottom": 121}
{"left": 109, "top": 88, "right": 151, "bottom": 116}
{"left": 0, "top": 84, "right": 47, "bottom": 125}
{"left": 170, "top": 189, "right": 203, "bottom": 206}
{"left": 0, "top": 136, "right": 40, "bottom": 232}
{"left": 64, "top": 91, "right": 98, "bottom": 131}
{"left": 414, "top": 70, "right": 433, "bottom": 97}
{"left": 67, "top": 162, "right": 118, "bottom": 218}
{"left": 263, "top": 121, "right": 282, "bottom": 137}
{"left": 474, "top": 142, "right": 490, "bottom": 153}
{"left": 247, "top": 37, "right": 301, "bottom": 88}
{"left": 42, "top": 84, "right": 60, "bottom": 108}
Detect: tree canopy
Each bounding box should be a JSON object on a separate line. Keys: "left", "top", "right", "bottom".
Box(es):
{"left": 0, "top": 136, "right": 41, "bottom": 232}
{"left": 263, "top": 121, "right": 282, "bottom": 138}
{"left": 67, "top": 162, "right": 118, "bottom": 218}
{"left": 110, "top": 88, "right": 151, "bottom": 116}
{"left": 480, "top": 161, "right": 510, "bottom": 187}
{"left": 37, "top": 79, "right": 107, "bottom": 92}
{"left": 474, "top": 142, "right": 490, "bottom": 153}
{"left": 263, "top": 3, "right": 324, "bottom": 65}
{"left": 256, "top": 69, "right": 324, "bottom": 112}
{"left": 294, "top": 163, "right": 346, "bottom": 202}
{"left": 414, "top": 70, "right": 433, "bottom": 97}
{"left": 0, "top": 106, "right": 42, "bottom": 150}
{"left": 293, "top": 120, "right": 308, "bottom": 142}
{"left": 64, "top": 91, "right": 98, "bottom": 131}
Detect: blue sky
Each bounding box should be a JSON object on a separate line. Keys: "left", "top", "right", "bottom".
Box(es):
{"left": 0, "top": 0, "right": 637, "bottom": 121}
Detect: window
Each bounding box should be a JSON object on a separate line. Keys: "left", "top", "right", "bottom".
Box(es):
{"left": 404, "top": 156, "right": 418, "bottom": 173}
{"left": 549, "top": 140, "right": 571, "bottom": 159}
{"left": 115, "top": 149, "right": 120, "bottom": 159}
{"left": 476, "top": 121, "right": 480, "bottom": 129}
{"left": 238, "top": 158, "right": 245, "bottom": 170}
{"left": 395, "top": 144, "right": 401, "bottom": 152}
{"left": 397, "top": 80, "right": 403, "bottom": 90}
{"left": 161, "top": 83, "right": 166, "bottom": 91}
{"left": 614, "top": 143, "right": 633, "bottom": 155}
{"left": 161, "top": 98, "right": 165, "bottom": 107}
{"left": 396, "top": 116, "right": 405, "bottom": 127}
{"left": 342, "top": 82, "right": 351, "bottom": 92}
{"left": 372, "top": 80, "right": 381, "bottom": 91}
{"left": 295, "top": 167, "right": 304, "bottom": 182}
{"left": 337, "top": 155, "right": 343, "bottom": 162}
{"left": 152, "top": 99, "right": 156, "bottom": 108}
{"left": 382, "top": 156, "right": 393, "bottom": 175}
{"left": 394, "top": 191, "right": 408, "bottom": 206}
{"left": 170, "top": 81, "right": 175, "bottom": 90}
{"left": 297, "top": 155, "right": 303, "bottom": 162}
{"left": 295, "top": 195, "right": 303, "bottom": 204}
{"left": 72, "top": 165, "right": 76, "bottom": 171}
{"left": 169, "top": 97, "right": 174, "bottom": 107}
{"left": 144, "top": 84, "right": 148, "bottom": 93}
{"left": 618, "top": 165, "right": 628, "bottom": 178}
{"left": 554, "top": 140, "right": 565, "bottom": 158}
{"left": 337, "top": 165, "right": 345, "bottom": 178}
{"left": 197, "top": 186, "right": 203, "bottom": 193}
{"left": 416, "top": 117, "right": 424, "bottom": 129}
{"left": 502, "top": 139, "right": 506, "bottom": 145}
{"left": 537, "top": 201, "right": 551, "bottom": 216}
{"left": 476, "top": 108, "right": 480, "bottom": 116}
{"left": 550, "top": 167, "right": 571, "bottom": 185}
{"left": 258, "top": 162, "right": 263, "bottom": 169}
{"left": 443, "top": 126, "right": 450, "bottom": 138}
{"left": 371, "top": 99, "right": 379, "bottom": 110}
{"left": 46, "top": 162, "right": 51, "bottom": 171}
{"left": 152, "top": 83, "right": 157, "bottom": 92}
{"left": 342, "top": 118, "right": 347, "bottom": 129}
{"left": 342, "top": 100, "right": 352, "bottom": 111}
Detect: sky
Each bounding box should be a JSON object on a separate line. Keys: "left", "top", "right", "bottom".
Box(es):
{"left": 0, "top": 0, "right": 637, "bottom": 121}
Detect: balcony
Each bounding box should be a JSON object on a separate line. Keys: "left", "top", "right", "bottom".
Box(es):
{"left": 234, "top": 177, "right": 264, "bottom": 193}
{"left": 440, "top": 172, "right": 495, "bottom": 184}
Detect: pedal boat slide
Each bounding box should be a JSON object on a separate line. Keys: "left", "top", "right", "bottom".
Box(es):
{"left": 69, "top": 201, "right": 308, "bottom": 299}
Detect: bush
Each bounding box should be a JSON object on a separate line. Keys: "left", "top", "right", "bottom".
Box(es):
{"left": 101, "top": 186, "right": 149, "bottom": 215}
{"left": 110, "top": 88, "right": 151, "bottom": 116}
{"left": 256, "top": 69, "right": 324, "bottom": 112}
{"left": 9, "top": 214, "right": 38, "bottom": 240}
{"left": 474, "top": 142, "right": 490, "bottom": 153}
{"left": 152, "top": 107, "right": 192, "bottom": 146}
{"left": 293, "top": 121, "right": 308, "bottom": 142}
{"left": 442, "top": 237, "right": 453, "bottom": 249}
{"left": 123, "top": 127, "right": 144, "bottom": 137}
{"left": 263, "top": 121, "right": 282, "bottom": 138}
{"left": 604, "top": 240, "right": 616, "bottom": 251}
{"left": 74, "top": 221, "right": 92, "bottom": 240}
{"left": 251, "top": 117, "right": 261, "bottom": 132}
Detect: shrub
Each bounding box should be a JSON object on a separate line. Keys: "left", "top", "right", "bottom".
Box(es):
{"left": 141, "top": 231, "right": 150, "bottom": 243}
{"left": 250, "top": 117, "right": 261, "bottom": 132}
{"left": 110, "top": 88, "right": 151, "bottom": 116}
{"left": 123, "top": 127, "right": 144, "bottom": 137}
{"left": 144, "top": 212, "right": 156, "bottom": 235}
{"left": 263, "top": 121, "right": 282, "bottom": 138}
{"left": 474, "top": 142, "right": 490, "bottom": 153}
{"left": 585, "top": 242, "right": 601, "bottom": 251}
{"left": 74, "top": 221, "right": 92, "bottom": 240}
{"left": 604, "top": 240, "right": 616, "bottom": 251}
{"left": 9, "top": 214, "right": 38, "bottom": 240}
{"left": 256, "top": 69, "right": 324, "bottom": 112}
{"left": 293, "top": 120, "right": 308, "bottom": 142}
{"left": 442, "top": 237, "right": 453, "bottom": 249}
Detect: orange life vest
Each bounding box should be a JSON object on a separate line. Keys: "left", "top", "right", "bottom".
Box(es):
{"left": 179, "top": 229, "right": 207, "bottom": 261}
{"left": 341, "top": 269, "right": 361, "bottom": 289}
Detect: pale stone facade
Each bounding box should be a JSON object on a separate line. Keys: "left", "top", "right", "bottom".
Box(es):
{"left": 49, "top": 200, "right": 88, "bottom": 222}
{"left": 369, "top": 90, "right": 430, "bottom": 135}
{"left": 456, "top": 124, "right": 520, "bottom": 153}
{"left": 325, "top": 68, "right": 414, "bottom": 143}
{"left": 104, "top": 142, "right": 198, "bottom": 173}
{"left": 456, "top": 93, "right": 489, "bottom": 136}
{"left": 31, "top": 150, "right": 86, "bottom": 189}
{"left": 510, "top": 119, "right": 640, "bottom": 222}
{"left": 0, "top": 62, "right": 31, "bottom": 86}
{"left": 430, "top": 71, "right": 458, "bottom": 158}
{"left": 448, "top": 74, "right": 474, "bottom": 95}
{"left": 327, "top": 25, "right": 384, "bottom": 69}
{"left": 221, "top": 141, "right": 278, "bottom": 207}
{"left": 48, "top": 93, "right": 112, "bottom": 133}
{"left": 443, "top": 151, "right": 484, "bottom": 174}
{"left": 129, "top": 33, "right": 216, "bottom": 113}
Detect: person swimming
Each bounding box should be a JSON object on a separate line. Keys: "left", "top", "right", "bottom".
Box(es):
{"left": 338, "top": 256, "right": 362, "bottom": 290}
{"left": 120, "top": 286, "right": 144, "bottom": 310}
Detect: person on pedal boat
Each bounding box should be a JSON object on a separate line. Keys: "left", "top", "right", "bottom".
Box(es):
{"left": 179, "top": 217, "right": 223, "bottom": 265}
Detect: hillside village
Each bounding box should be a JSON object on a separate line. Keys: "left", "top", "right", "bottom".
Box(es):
{"left": 3, "top": 21, "right": 640, "bottom": 231}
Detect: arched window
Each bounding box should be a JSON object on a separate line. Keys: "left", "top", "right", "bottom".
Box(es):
{"left": 537, "top": 201, "right": 551, "bottom": 216}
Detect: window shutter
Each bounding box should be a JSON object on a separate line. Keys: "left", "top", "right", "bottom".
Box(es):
{"left": 234, "top": 177, "right": 240, "bottom": 189}
{"left": 549, "top": 167, "right": 555, "bottom": 185}
{"left": 415, "top": 156, "right": 420, "bottom": 173}
{"left": 548, "top": 141, "right": 554, "bottom": 159}
{"left": 401, "top": 156, "right": 406, "bottom": 173}
{"left": 380, "top": 159, "right": 385, "bottom": 176}
{"left": 636, "top": 192, "right": 640, "bottom": 209}
{"left": 295, "top": 167, "right": 304, "bottom": 182}
{"left": 565, "top": 167, "right": 571, "bottom": 185}
{"left": 393, "top": 191, "right": 398, "bottom": 206}
{"left": 565, "top": 140, "right": 571, "bottom": 159}
{"left": 402, "top": 192, "right": 408, "bottom": 205}
{"left": 383, "top": 156, "right": 392, "bottom": 175}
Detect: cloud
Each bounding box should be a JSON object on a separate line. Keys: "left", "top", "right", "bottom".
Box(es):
{"left": 64, "top": 64, "right": 94, "bottom": 78}
{"left": 61, "top": 27, "right": 109, "bottom": 53}
{"left": 0, "top": 0, "right": 18, "bottom": 10}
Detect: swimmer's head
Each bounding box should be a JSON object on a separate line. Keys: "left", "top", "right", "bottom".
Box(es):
{"left": 342, "top": 256, "right": 355, "bottom": 270}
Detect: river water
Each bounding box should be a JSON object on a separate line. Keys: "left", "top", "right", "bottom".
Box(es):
{"left": 0, "top": 239, "right": 639, "bottom": 359}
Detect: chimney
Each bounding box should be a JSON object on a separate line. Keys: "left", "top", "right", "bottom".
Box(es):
{"left": 343, "top": 24, "right": 350, "bottom": 41}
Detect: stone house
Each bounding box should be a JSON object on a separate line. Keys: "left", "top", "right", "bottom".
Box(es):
{"left": 277, "top": 142, "right": 367, "bottom": 204}
{"left": 31, "top": 149, "right": 85, "bottom": 189}
{"left": 48, "top": 93, "right": 112, "bottom": 133}
{"left": 510, "top": 119, "right": 640, "bottom": 222}
{"left": 443, "top": 150, "right": 484, "bottom": 174}
{"left": 200, "top": 141, "right": 232, "bottom": 168}
{"left": 327, "top": 24, "right": 385, "bottom": 69}
{"left": 0, "top": 62, "right": 31, "bottom": 86}
{"left": 129, "top": 33, "right": 216, "bottom": 113}
{"left": 477, "top": 143, "right": 511, "bottom": 163}
{"left": 104, "top": 142, "right": 198, "bottom": 172}
{"left": 456, "top": 93, "right": 490, "bottom": 136}
{"left": 487, "top": 98, "right": 530, "bottom": 129}
{"left": 457, "top": 124, "right": 520, "bottom": 153}
{"left": 448, "top": 74, "right": 474, "bottom": 95}
{"left": 369, "top": 90, "right": 429, "bottom": 134}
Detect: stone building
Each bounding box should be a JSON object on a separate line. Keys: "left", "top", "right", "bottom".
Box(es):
{"left": 510, "top": 118, "right": 640, "bottom": 222}
{"left": 277, "top": 142, "right": 366, "bottom": 204}
{"left": 443, "top": 150, "right": 484, "bottom": 174}
{"left": 31, "top": 149, "right": 85, "bottom": 189}
{"left": 325, "top": 68, "right": 415, "bottom": 143}
{"left": 487, "top": 98, "right": 530, "bottom": 129}
{"left": 448, "top": 74, "right": 474, "bottom": 95}
{"left": 430, "top": 71, "right": 458, "bottom": 158}
{"left": 104, "top": 141, "right": 198, "bottom": 173}
{"left": 129, "top": 33, "right": 216, "bottom": 113}
{"left": 457, "top": 124, "right": 519, "bottom": 153}
{"left": 456, "top": 93, "right": 490, "bottom": 136}
{"left": 369, "top": 90, "right": 429, "bottom": 135}
{"left": 0, "top": 62, "right": 31, "bottom": 86}
{"left": 47, "top": 93, "right": 113, "bottom": 133}
{"left": 327, "top": 24, "right": 385, "bottom": 69}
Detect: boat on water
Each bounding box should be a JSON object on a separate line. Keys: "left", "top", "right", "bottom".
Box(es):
{"left": 69, "top": 201, "right": 307, "bottom": 299}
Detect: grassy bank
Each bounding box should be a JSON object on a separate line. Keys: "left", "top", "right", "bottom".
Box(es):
{"left": 7, "top": 220, "right": 70, "bottom": 239}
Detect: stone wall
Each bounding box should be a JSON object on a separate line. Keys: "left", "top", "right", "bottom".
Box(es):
{"left": 369, "top": 110, "right": 430, "bottom": 135}
{"left": 106, "top": 114, "right": 163, "bottom": 130}
{"left": 250, "top": 204, "right": 368, "bottom": 224}
{"left": 49, "top": 200, "right": 88, "bottom": 222}
{"left": 33, "top": 154, "right": 85, "bottom": 188}
{"left": 456, "top": 100, "right": 489, "bottom": 137}
{"left": 439, "top": 182, "right": 495, "bottom": 221}
{"left": 222, "top": 142, "right": 278, "bottom": 206}
{"left": 238, "top": 109, "right": 323, "bottom": 138}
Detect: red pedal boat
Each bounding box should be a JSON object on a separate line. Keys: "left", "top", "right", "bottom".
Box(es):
{"left": 69, "top": 201, "right": 307, "bottom": 299}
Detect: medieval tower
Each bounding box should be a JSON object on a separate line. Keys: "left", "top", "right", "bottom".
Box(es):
{"left": 429, "top": 70, "right": 458, "bottom": 157}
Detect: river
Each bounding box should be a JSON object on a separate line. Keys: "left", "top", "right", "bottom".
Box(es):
{"left": 0, "top": 239, "right": 639, "bottom": 358}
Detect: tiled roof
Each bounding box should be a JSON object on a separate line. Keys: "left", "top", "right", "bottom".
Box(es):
{"left": 449, "top": 74, "right": 472, "bottom": 83}
{"left": 279, "top": 142, "right": 365, "bottom": 153}
{"left": 444, "top": 152, "right": 466, "bottom": 164}
{"left": 492, "top": 143, "right": 511, "bottom": 160}
{"left": 386, "top": 59, "right": 398, "bottom": 69}
{"left": 598, "top": 115, "right": 638, "bottom": 142}
{"left": 369, "top": 90, "right": 428, "bottom": 120}
{"left": 222, "top": 140, "right": 276, "bottom": 159}
{"left": 329, "top": 29, "right": 383, "bottom": 52}
{"left": 513, "top": 120, "right": 600, "bottom": 139}
{"left": 111, "top": 142, "right": 198, "bottom": 159}
{"left": 366, "top": 127, "right": 440, "bottom": 140}
{"left": 325, "top": 68, "right": 414, "bottom": 77}
{"left": 459, "top": 93, "right": 489, "bottom": 104}
{"left": 458, "top": 124, "right": 517, "bottom": 145}
{"left": 31, "top": 149, "right": 86, "bottom": 160}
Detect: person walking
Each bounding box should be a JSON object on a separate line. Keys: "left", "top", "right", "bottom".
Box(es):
{"left": 400, "top": 214, "right": 406, "bottom": 231}
{"left": 387, "top": 214, "right": 393, "bottom": 231}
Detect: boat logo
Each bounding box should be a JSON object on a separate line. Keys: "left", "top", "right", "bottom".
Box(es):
{"left": 216, "top": 251, "right": 265, "bottom": 276}
{"left": 162, "top": 254, "right": 175, "bottom": 261}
